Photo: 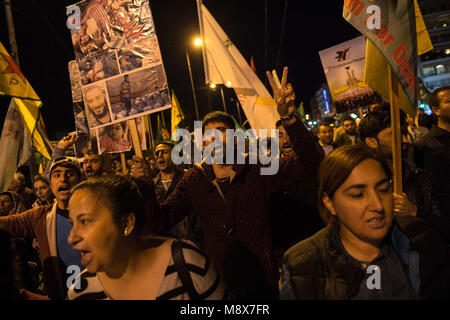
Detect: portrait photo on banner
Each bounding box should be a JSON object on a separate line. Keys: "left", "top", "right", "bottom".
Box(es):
{"left": 97, "top": 120, "right": 132, "bottom": 154}
{"left": 82, "top": 81, "right": 113, "bottom": 129}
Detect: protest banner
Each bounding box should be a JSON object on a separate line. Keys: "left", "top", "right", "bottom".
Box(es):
{"left": 318, "top": 36, "right": 380, "bottom": 114}
{"left": 343, "top": 0, "right": 432, "bottom": 194}
{"left": 67, "top": 0, "right": 170, "bottom": 155}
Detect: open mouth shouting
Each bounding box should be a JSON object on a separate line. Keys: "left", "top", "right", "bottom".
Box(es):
{"left": 58, "top": 185, "right": 71, "bottom": 195}
{"left": 79, "top": 250, "right": 93, "bottom": 266}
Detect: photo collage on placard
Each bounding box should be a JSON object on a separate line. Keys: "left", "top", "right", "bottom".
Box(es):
{"left": 68, "top": 0, "right": 170, "bottom": 154}
{"left": 68, "top": 60, "right": 98, "bottom": 159}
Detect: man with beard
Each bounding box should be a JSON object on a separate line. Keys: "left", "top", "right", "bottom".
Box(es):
{"left": 132, "top": 67, "right": 323, "bottom": 299}
{"left": 153, "top": 142, "right": 183, "bottom": 203}
{"left": 317, "top": 124, "right": 336, "bottom": 156}
{"left": 84, "top": 86, "right": 111, "bottom": 127}
{"left": 0, "top": 157, "right": 84, "bottom": 299}
{"left": 152, "top": 142, "right": 199, "bottom": 242}
{"left": 8, "top": 172, "right": 35, "bottom": 210}
{"left": 335, "top": 115, "right": 357, "bottom": 147}
{"left": 359, "top": 108, "right": 450, "bottom": 248}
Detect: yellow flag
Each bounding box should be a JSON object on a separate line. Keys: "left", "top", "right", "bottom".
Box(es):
{"left": 415, "top": 0, "right": 433, "bottom": 55}
{"left": 171, "top": 90, "right": 184, "bottom": 134}
{"left": 363, "top": 0, "right": 433, "bottom": 116}
{"left": 0, "top": 41, "right": 52, "bottom": 160}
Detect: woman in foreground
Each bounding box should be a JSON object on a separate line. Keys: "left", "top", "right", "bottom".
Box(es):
{"left": 67, "top": 174, "right": 224, "bottom": 300}
{"left": 280, "top": 144, "right": 450, "bottom": 299}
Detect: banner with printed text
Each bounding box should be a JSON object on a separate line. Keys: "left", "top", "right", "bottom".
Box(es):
{"left": 343, "top": 0, "right": 418, "bottom": 112}
{"left": 319, "top": 36, "right": 381, "bottom": 113}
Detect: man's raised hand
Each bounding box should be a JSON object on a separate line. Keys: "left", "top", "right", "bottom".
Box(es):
{"left": 57, "top": 131, "right": 78, "bottom": 150}
{"left": 266, "top": 66, "right": 295, "bottom": 118}
{"left": 131, "top": 155, "right": 151, "bottom": 179}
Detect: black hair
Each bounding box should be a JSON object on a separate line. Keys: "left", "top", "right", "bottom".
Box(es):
{"left": 341, "top": 114, "right": 355, "bottom": 123}
{"left": 429, "top": 85, "right": 450, "bottom": 110}
{"left": 33, "top": 174, "right": 50, "bottom": 187}
{"left": 70, "top": 175, "right": 148, "bottom": 237}
{"left": 318, "top": 144, "right": 392, "bottom": 228}
{"left": 202, "top": 111, "right": 235, "bottom": 133}
{"left": 358, "top": 107, "right": 407, "bottom": 142}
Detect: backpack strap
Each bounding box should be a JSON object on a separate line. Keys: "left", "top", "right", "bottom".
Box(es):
{"left": 171, "top": 239, "right": 200, "bottom": 299}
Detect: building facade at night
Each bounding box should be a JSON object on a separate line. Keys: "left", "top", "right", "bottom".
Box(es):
{"left": 418, "top": 0, "right": 450, "bottom": 94}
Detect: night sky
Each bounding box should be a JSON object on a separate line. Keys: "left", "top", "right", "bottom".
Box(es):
{"left": 0, "top": 0, "right": 360, "bottom": 140}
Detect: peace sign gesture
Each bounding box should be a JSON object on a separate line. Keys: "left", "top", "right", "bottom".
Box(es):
{"left": 266, "top": 66, "right": 295, "bottom": 118}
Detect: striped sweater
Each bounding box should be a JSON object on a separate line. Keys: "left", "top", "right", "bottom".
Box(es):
{"left": 67, "top": 240, "right": 224, "bottom": 300}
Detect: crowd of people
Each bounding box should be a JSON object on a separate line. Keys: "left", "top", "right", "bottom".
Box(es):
{"left": 0, "top": 72, "right": 449, "bottom": 299}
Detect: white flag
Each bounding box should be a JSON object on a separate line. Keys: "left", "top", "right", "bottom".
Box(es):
{"left": 0, "top": 99, "right": 33, "bottom": 192}
{"left": 197, "top": 0, "right": 278, "bottom": 133}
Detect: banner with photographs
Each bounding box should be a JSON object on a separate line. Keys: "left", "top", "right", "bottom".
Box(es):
{"left": 68, "top": 60, "right": 98, "bottom": 159}
{"left": 70, "top": 60, "right": 150, "bottom": 156}
{"left": 319, "top": 36, "right": 382, "bottom": 113}
{"left": 68, "top": 0, "right": 172, "bottom": 133}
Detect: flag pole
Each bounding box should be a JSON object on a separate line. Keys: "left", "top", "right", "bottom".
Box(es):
{"left": 236, "top": 99, "right": 242, "bottom": 125}
{"left": 196, "top": 0, "right": 209, "bottom": 84}
{"left": 5, "top": 0, "right": 39, "bottom": 181}
{"left": 160, "top": 110, "right": 167, "bottom": 129}
{"left": 128, "top": 119, "right": 143, "bottom": 159}
{"left": 145, "top": 114, "right": 154, "bottom": 151}
{"left": 220, "top": 86, "right": 227, "bottom": 112}
{"left": 120, "top": 153, "right": 127, "bottom": 175}
{"left": 388, "top": 66, "right": 403, "bottom": 194}
{"left": 186, "top": 49, "right": 201, "bottom": 120}
{"left": 4, "top": 0, "right": 20, "bottom": 66}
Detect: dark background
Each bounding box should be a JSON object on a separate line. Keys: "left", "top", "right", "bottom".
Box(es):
{"left": 0, "top": 0, "right": 360, "bottom": 140}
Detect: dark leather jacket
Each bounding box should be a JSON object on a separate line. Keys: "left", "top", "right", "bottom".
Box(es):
{"left": 281, "top": 215, "right": 450, "bottom": 299}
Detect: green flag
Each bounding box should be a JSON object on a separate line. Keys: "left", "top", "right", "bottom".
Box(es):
{"left": 157, "top": 114, "right": 171, "bottom": 142}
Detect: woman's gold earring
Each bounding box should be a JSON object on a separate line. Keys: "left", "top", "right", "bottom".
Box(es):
{"left": 124, "top": 230, "right": 128, "bottom": 236}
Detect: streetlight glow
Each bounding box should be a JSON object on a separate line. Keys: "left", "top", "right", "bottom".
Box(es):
{"left": 210, "top": 83, "right": 216, "bottom": 89}
{"left": 226, "top": 81, "right": 232, "bottom": 87}
{"left": 194, "top": 37, "right": 202, "bottom": 47}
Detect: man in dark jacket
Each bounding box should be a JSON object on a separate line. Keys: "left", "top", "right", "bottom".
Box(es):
{"left": 335, "top": 115, "right": 357, "bottom": 147}
{"left": 269, "top": 120, "right": 323, "bottom": 264}
{"left": 415, "top": 85, "right": 450, "bottom": 245}
{"left": 132, "top": 68, "right": 323, "bottom": 299}
{"left": 359, "top": 108, "right": 450, "bottom": 247}
{"left": 153, "top": 142, "right": 184, "bottom": 203}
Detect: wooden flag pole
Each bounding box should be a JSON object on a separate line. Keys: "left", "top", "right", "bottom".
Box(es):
{"left": 388, "top": 66, "right": 403, "bottom": 195}
{"left": 144, "top": 115, "right": 153, "bottom": 151}
{"left": 128, "top": 119, "right": 143, "bottom": 159}
{"left": 220, "top": 86, "right": 227, "bottom": 113}
{"left": 147, "top": 115, "right": 155, "bottom": 150}
{"left": 120, "top": 153, "right": 127, "bottom": 175}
